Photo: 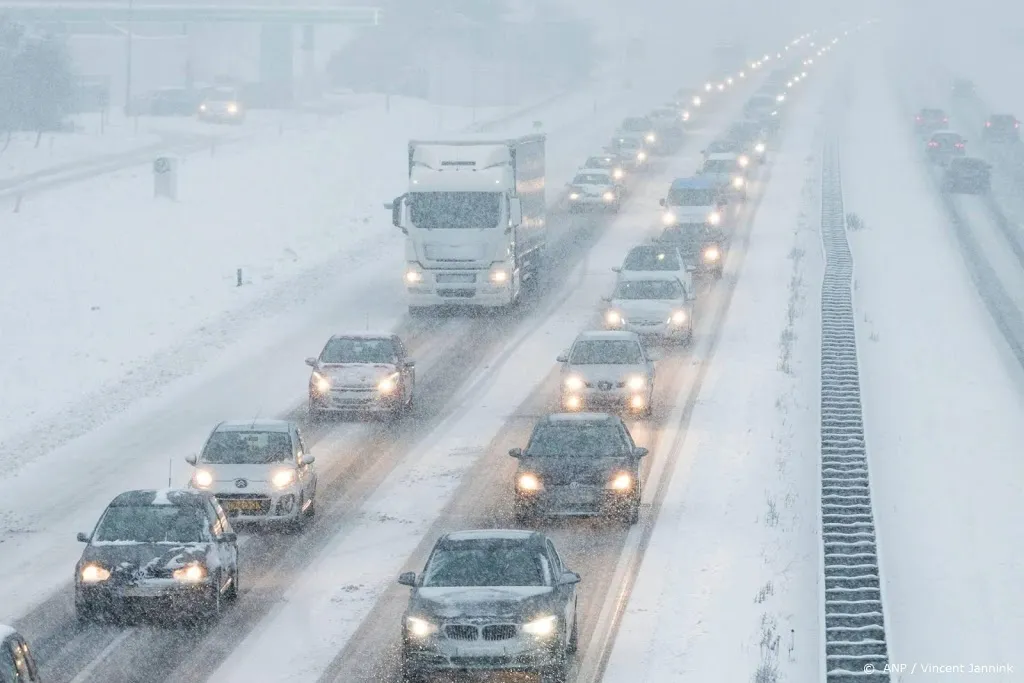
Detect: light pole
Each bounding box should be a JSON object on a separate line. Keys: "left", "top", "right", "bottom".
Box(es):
{"left": 123, "top": 0, "right": 134, "bottom": 116}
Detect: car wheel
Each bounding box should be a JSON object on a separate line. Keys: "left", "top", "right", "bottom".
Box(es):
{"left": 204, "top": 572, "right": 223, "bottom": 622}
{"left": 568, "top": 612, "right": 579, "bottom": 654}
{"left": 226, "top": 564, "right": 239, "bottom": 601}
{"left": 624, "top": 496, "right": 641, "bottom": 526}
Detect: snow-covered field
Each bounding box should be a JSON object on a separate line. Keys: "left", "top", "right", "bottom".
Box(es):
{"left": 601, "top": 66, "right": 828, "bottom": 683}
{"left": 843, "top": 46, "right": 1024, "bottom": 674}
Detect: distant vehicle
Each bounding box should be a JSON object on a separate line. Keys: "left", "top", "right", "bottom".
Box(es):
{"left": 197, "top": 86, "right": 246, "bottom": 123}
{"left": 613, "top": 244, "right": 695, "bottom": 299}
{"left": 0, "top": 626, "right": 41, "bottom": 683}
{"left": 926, "top": 130, "right": 966, "bottom": 165}
{"left": 509, "top": 413, "right": 647, "bottom": 523}
{"left": 615, "top": 116, "right": 657, "bottom": 147}
{"left": 674, "top": 88, "right": 703, "bottom": 110}
{"left": 607, "top": 136, "right": 650, "bottom": 171}
{"left": 647, "top": 106, "right": 685, "bottom": 150}
{"left": 306, "top": 333, "right": 415, "bottom": 418}
{"left": 602, "top": 272, "right": 694, "bottom": 343}
{"left": 556, "top": 330, "right": 655, "bottom": 415}
{"left": 726, "top": 120, "right": 769, "bottom": 162}
{"left": 951, "top": 78, "right": 975, "bottom": 98}
{"left": 698, "top": 153, "right": 748, "bottom": 200}
{"left": 982, "top": 114, "right": 1020, "bottom": 143}
{"left": 582, "top": 153, "right": 627, "bottom": 187}
{"left": 914, "top": 108, "right": 948, "bottom": 135}
{"left": 941, "top": 157, "right": 991, "bottom": 194}
{"left": 398, "top": 529, "right": 580, "bottom": 683}
{"left": 658, "top": 226, "right": 724, "bottom": 279}
{"left": 567, "top": 168, "right": 622, "bottom": 213}
{"left": 148, "top": 87, "right": 200, "bottom": 116}
{"left": 659, "top": 176, "right": 727, "bottom": 229}
{"left": 744, "top": 94, "right": 777, "bottom": 119}
{"left": 186, "top": 419, "right": 317, "bottom": 529}
{"left": 74, "top": 489, "right": 239, "bottom": 623}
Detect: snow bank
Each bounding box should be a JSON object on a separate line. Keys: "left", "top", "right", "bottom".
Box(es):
{"left": 842, "top": 46, "right": 1024, "bottom": 672}
{"left": 601, "top": 74, "right": 827, "bottom": 683}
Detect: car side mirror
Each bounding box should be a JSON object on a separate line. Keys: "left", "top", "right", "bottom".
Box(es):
{"left": 559, "top": 571, "right": 581, "bottom": 585}
{"left": 508, "top": 447, "right": 523, "bottom": 458}
{"left": 185, "top": 454, "right": 197, "bottom": 466}
{"left": 601, "top": 296, "right": 611, "bottom": 302}
{"left": 77, "top": 532, "right": 90, "bottom": 543}
{"left": 611, "top": 266, "right": 621, "bottom": 272}
{"left": 305, "top": 357, "right": 318, "bottom": 368}
{"left": 398, "top": 571, "right": 417, "bottom": 587}
{"left": 300, "top": 454, "right": 316, "bottom": 466}
{"left": 658, "top": 198, "right": 665, "bottom": 206}
{"left": 509, "top": 197, "right": 523, "bottom": 227}
{"left": 221, "top": 531, "right": 238, "bottom": 543}
{"left": 405, "top": 359, "right": 416, "bottom": 368}
{"left": 634, "top": 447, "right": 649, "bottom": 458}
{"left": 556, "top": 353, "right": 568, "bottom": 363}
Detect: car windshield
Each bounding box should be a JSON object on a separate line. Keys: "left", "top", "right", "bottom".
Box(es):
{"left": 613, "top": 279, "right": 682, "bottom": 300}
{"left": 203, "top": 87, "right": 236, "bottom": 101}
{"left": 585, "top": 157, "right": 613, "bottom": 168}
{"left": 93, "top": 505, "right": 208, "bottom": 544}
{"left": 989, "top": 116, "right": 1015, "bottom": 126}
{"left": 620, "top": 118, "right": 650, "bottom": 131}
{"left": 321, "top": 337, "right": 396, "bottom": 364}
{"left": 423, "top": 542, "right": 547, "bottom": 587}
{"left": 707, "top": 141, "right": 738, "bottom": 152}
{"left": 702, "top": 159, "right": 735, "bottom": 173}
{"left": 573, "top": 173, "right": 609, "bottom": 185}
{"left": 932, "top": 134, "right": 961, "bottom": 144}
{"left": 526, "top": 422, "right": 631, "bottom": 456}
{"left": 615, "top": 138, "right": 642, "bottom": 150}
{"left": 623, "top": 247, "right": 681, "bottom": 270}
{"left": 409, "top": 191, "right": 501, "bottom": 230}
{"left": 667, "top": 187, "right": 716, "bottom": 206}
{"left": 569, "top": 340, "right": 644, "bottom": 364}
{"left": 921, "top": 109, "right": 945, "bottom": 119}
{"left": 202, "top": 430, "right": 292, "bottom": 464}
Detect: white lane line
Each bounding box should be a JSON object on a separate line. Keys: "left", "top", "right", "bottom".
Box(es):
{"left": 68, "top": 628, "right": 136, "bottom": 683}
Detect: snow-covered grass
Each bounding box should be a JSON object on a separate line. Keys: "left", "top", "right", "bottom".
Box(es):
{"left": 601, "top": 74, "right": 826, "bottom": 683}
{"left": 843, "top": 47, "right": 1024, "bottom": 672}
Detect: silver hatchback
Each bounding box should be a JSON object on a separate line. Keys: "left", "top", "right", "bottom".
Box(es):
{"left": 556, "top": 330, "right": 655, "bottom": 416}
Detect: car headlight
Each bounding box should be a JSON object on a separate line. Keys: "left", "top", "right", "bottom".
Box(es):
{"left": 739, "top": 71, "right": 746, "bottom": 78}
{"left": 404, "top": 267, "right": 423, "bottom": 284}
{"left": 704, "top": 83, "right": 712, "bottom": 91}
{"left": 517, "top": 472, "right": 542, "bottom": 491}
{"left": 737, "top": 155, "right": 750, "bottom": 168}
{"left": 612, "top": 167, "right": 624, "bottom": 179}
{"left": 681, "top": 110, "right": 690, "bottom": 121}
{"left": 193, "top": 468, "right": 214, "bottom": 489}
{"left": 227, "top": 103, "right": 239, "bottom": 114}
{"left": 726, "top": 77, "right": 734, "bottom": 85}
{"left": 717, "top": 83, "right": 725, "bottom": 91}
{"left": 776, "top": 94, "right": 785, "bottom": 102}
{"left": 707, "top": 211, "right": 721, "bottom": 225}
{"left": 312, "top": 371, "right": 330, "bottom": 393}
{"left": 692, "top": 96, "right": 702, "bottom": 106}
{"left": 603, "top": 191, "right": 615, "bottom": 202}
{"left": 670, "top": 310, "right": 687, "bottom": 325}
{"left": 626, "top": 375, "right": 645, "bottom": 390}
{"left": 732, "top": 176, "right": 745, "bottom": 188}
{"left": 80, "top": 563, "right": 111, "bottom": 583}
{"left": 172, "top": 563, "right": 207, "bottom": 583}
{"left": 609, "top": 472, "right": 633, "bottom": 490}
{"left": 522, "top": 614, "right": 558, "bottom": 637}
{"left": 564, "top": 376, "right": 584, "bottom": 391}
{"left": 704, "top": 246, "right": 721, "bottom": 261}
{"left": 199, "top": 104, "right": 207, "bottom": 112}
{"left": 662, "top": 211, "right": 677, "bottom": 225}
{"left": 605, "top": 310, "right": 622, "bottom": 325}
{"left": 378, "top": 372, "right": 400, "bottom": 393}
{"left": 636, "top": 151, "right": 647, "bottom": 161}
{"left": 406, "top": 616, "right": 438, "bottom": 638}
{"left": 755, "top": 142, "right": 766, "bottom": 153}
{"left": 272, "top": 469, "right": 297, "bottom": 489}
{"left": 645, "top": 133, "right": 656, "bottom": 143}
{"left": 569, "top": 192, "right": 580, "bottom": 200}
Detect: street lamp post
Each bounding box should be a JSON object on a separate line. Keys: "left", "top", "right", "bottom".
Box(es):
{"left": 123, "top": 0, "right": 134, "bottom": 116}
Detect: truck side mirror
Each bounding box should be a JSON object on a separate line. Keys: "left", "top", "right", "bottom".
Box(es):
{"left": 509, "top": 197, "right": 523, "bottom": 227}
{"left": 658, "top": 198, "right": 665, "bottom": 207}
{"left": 390, "top": 197, "right": 403, "bottom": 230}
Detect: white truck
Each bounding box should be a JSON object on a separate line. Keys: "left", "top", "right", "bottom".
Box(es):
{"left": 386, "top": 134, "right": 546, "bottom": 314}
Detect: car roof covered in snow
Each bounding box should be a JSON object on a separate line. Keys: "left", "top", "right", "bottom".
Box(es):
{"left": 108, "top": 488, "right": 207, "bottom": 508}
{"left": 543, "top": 412, "right": 618, "bottom": 424}
{"left": 328, "top": 332, "right": 395, "bottom": 342}
{"left": 615, "top": 270, "right": 684, "bottom": 283}
{"left": 443, "top": 529, "right": 538, "bottom": 543}
{"left": 215, "top": 419, "right": 292, "bottom": 433}
{"left": 573, "top": 329, "right": 642, "bottom": 343}
{"left": 671, "top": 176, "right": 718, "bottom": 189}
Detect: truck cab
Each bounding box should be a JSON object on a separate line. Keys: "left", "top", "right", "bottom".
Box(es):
{"left": 387, "top": 135, "right": 545, "bottom": 313}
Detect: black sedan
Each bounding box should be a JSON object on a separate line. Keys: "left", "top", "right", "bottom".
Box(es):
{"left": 398, "top": 529, "right": 580, "bottom": 683}
{"left": 942, "top": 157, "right": 992, "bottom": 194}
{"left": 510, "top": 412, "right": 647, "bottom": 525}
{"left": 75, "top": 488, "right": 239, "bottom": 623}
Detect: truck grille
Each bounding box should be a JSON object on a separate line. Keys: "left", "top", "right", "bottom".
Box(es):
{"left": 437, "top": 289, "right": 476, "bottom": 298}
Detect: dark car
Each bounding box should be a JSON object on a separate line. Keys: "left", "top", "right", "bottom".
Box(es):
{"left": 926, "top": 131, "right": 966, "bottom": 165}
{"left": 0, "top": 627, "right": 41, "bottom": 683}
{"left": 951, "top": 78, "right": 975, "bottom": 98}
{"left": 582, "top": 153, "right": 628, "bottom": 187}
{"left": 148, "top": 87, "right": 201, "bottom": 116}
{"left": 942, "top": 157, "right": 992, "bottom": 194}
{"left": 915, "top": 108, "right": 948, "bottom": 135}
{"left": 509, "top": 413, "right": 647, "bottom": 524}
{"left": 726, "top": 120, "right": 769, "bottom": 162}
{"left": 658, "top": 224, "right": 725, "bottom": 279}
{"left": 398, "top": 529, "right": 580, "bottom": 683}
{"left": 306, "top": 333, "right": 415, "bottom": 418}
{"left": 983, "top": 114, "right": 1020, "bottom": 143}
{"left": 74, "top": 489, "right": 239, "bottom": 623}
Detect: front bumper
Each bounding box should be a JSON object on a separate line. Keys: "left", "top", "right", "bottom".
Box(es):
{"left": 209, "top": 487, "right": 303, "bottom": 522}
{"left": 76, "top": 579, "right": 214, "bottom": 612}
{"left": 561, "top": 388, "right": 648, "bottom": 413}
{"left": 605, "top": 319, "right": 692, "bottom": 340}
{"left": 310, "top": 386, "right": 402, "bottom": 413}
{"left": 405, "top": 273, "right": 514, "bottom": 307}
{"left": 515, "top": 486, "right": 638, "bottom": 517}
{"left": 404, "top": 633, "right": 562, "bottom": 672}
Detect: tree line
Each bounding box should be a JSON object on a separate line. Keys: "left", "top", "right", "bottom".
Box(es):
{"left": 0, "top": 17, "right": 75, "bottom": 139}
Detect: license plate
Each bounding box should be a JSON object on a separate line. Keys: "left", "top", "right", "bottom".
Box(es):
{"left": 225, "top": 500, "right": 262, "bottom": 511}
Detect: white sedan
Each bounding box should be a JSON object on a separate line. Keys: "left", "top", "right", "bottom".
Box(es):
{"left": 601, "top": 272, "right": 694, "bottom": 343}
{"left": 567, "top": 168, "right": 622, "bottom": 212}
{"left": 556, "top": 330, "right": 655, "bottom": 416}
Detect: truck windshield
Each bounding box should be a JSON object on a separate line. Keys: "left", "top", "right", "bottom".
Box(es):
{"left": 409, "top": 192, "right": 501, "bottom": 230}
{"left": 667, "top": 188, "right": 716, "bottom": 206}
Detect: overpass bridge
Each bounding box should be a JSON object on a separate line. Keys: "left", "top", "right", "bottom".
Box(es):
{"left": 0, "top": 1, "right": 383, "bottom": 25}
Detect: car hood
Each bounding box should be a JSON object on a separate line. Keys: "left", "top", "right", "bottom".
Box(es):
{"left": 571, "top": 182, "right": 612, "bottom": 194}
{"left": 520, "top": 455, "right": 634, "bottom": 486}
{"left": 564, "top": 363, "right": 648, "bottom": 383}
{"left": 80, "top": 542, "right": 215, "bottom": 581}
{"left": 412, "top": 586, "right": 554, "bottom": 620}
{"left": 668, "top": 204, "right": 715, "bottom": 219}
{"left": 610, "top": 299, "right": 683, "bottom": 319}
{"left": 318, "top": 362, "right": 396, "bottom": 386}
{"left": 197, "top": 462, "right": 292, "bottom": 485}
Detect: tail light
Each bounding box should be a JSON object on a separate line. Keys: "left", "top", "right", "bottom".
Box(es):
{"left": 955, "top": 143, "right": 964, "bottom": 148}
{"left": 915, "top": 116, "right": 922, "bottom": 121}
{"left": 943, "top": 118, "right": 949, "bottom": 122}
{"left": 1016, "top": 122, "right": 1020, "bottom": 128}
{"left": 986, "top": 121, "right": 992, "bottom": 127}
{"left": 928, "top": 141, "right": 938, "bottom": 147}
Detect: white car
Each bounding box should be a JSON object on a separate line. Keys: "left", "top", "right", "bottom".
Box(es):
{"left": 568, "top": 168, "right": 621, "bottom": 212}
{"left": 582, "top": 153, "right": 628, "bottom": 190}
{"left": 557, "top": 330, "right": 655, "bottom": 416}
{"left": 614, "top": 244, "right": 695, "bottom": 299}
{"left": 306, "top": 333, "right": 416, "bottom": 418}
{"left": 608, "top": 136, "right": 650, "bottom": 170}
{"left": 601, "top": 272, "right": 694, "bottom": 343}
{"left": 187, "top": 419, "right": 317, "bottom": 530}
{"left": 699, "top": 152, "right": 748, "bottom": 200}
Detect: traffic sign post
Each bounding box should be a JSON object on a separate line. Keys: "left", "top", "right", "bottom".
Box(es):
{"left": 153, "top": 156, "right": 178, "bottom": 200}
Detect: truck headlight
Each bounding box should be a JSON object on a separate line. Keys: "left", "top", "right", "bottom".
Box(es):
{"left": 605, "top": 310, "right": 623, "bottom": 325}
{"left": 569, "top": 192, "right": 580, "bottom": 200}
{"left": 707, "top": 211, "right": 721, "bottom": 225}
{"left": 755, "top": 142, "right": 766, "bottom": 153}
{"left": 662, "top": 211, "right": 677, "bottom": 225}
{"left": 378, "top": 372, "right": 400, "bottom": 393}
{"left": 193, "top": 469, "right": 214, "bottom": 489}
{"left": 704, "top": 246, "right": 720, "bottom": 261}
{"left": 404, "top": 267, "right": 423, "bottom": 284}
{"left": 406, "top": 616, "right": 438, "bottom": 638}
{"left": 523, "top": 614, "right": 557, "bottom": 637}
{"left": 612, "top": 167, "right": 624, "bottom": 179}
{"left": 608, "top": 472, "right": 633, "bottom": 490}
{"left": 517, "top": 472, "right": 542, "bottom": 491}
{"left": 738, "top": 155, "right": 750, "bottom": 168}
{"left": 645, "top": 133, "right": 656, "bottom": 143}
{"left": 626, "top": 375, "right": 645, "bottom": 390}
{"left": 732, "top": 176, "right": 745, "bottom": 188}
{"left": 670, "top": 310, "right": 687, "bottom": 324}
{"left": 603, "top": 191, "right": 615, "bottom": 202}
{"left": 272, "top": 469, "right": 297, "bottom": 489}
{"left": 172, "top": 563, "right": 207, "bottom": 583}
{"left": 80, "top": 563, "right": 111, "bottom": 583}
{"left": 565, "top": 376, "right": 584, "bottom": 391}
{"left": 489, "top": 267, "right": 509, "bottom": 283}
{"left": 312, "top": 371, "right": 330, "bottom": 393}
